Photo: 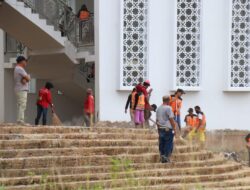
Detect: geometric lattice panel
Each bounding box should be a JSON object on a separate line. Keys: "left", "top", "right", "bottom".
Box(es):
{"left": 231, "top": 0, "right": 250, "bottom": 87}
{"left": 122, "top": 0, "right": 148, "bottom": 87}
{"left": 176, "top": 0, "right": 201, "bottom": 87}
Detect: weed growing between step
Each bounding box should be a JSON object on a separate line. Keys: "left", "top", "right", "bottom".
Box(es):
{"left": 8, "top": 157, "right": 150, "bottom": 189}
{"left": 0, "top": 185, "right": 5, "bottom": 190}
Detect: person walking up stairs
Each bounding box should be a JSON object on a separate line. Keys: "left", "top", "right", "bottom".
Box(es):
{"left": 156, "top": 95, "right": 177, "bottom": 163}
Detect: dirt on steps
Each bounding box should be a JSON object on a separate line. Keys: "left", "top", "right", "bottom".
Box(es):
{"left": 0, "top": 122, "right": 249, "bottom": 190}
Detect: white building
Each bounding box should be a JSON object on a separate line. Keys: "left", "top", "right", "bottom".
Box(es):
{"left": 0, "top": 0, "right": 249, "bottom": 130}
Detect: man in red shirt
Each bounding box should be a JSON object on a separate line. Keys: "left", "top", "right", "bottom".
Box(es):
{"left": 84, "top": 88, "right": 95, "bottom": 127}
{"left": 35, "top": 82, "right": 54, "bottom": 125}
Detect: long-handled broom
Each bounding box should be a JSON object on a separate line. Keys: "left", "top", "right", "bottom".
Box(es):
{"left": 51, "top": 108, "right": 62, "bottom": 126}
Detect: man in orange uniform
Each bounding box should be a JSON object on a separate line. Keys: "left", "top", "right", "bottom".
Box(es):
{"left": 125, "top": 88, "right": 137, "bottom": 123}
{"left": 77, "top": 4, "right": 90, "bottom": 20}
{"left": 182, "top": 108, "right": 197, "bottom": 138}
{"left": 170, "top": 89, "right": 185, "bottom": 131}
{"left": 77, "top": 4, "right": 90, "bottom": 41}
{"left": 245, "top": 133, "right": 250, "bottom": 167}
{"left": 84, "top": 88, "right": 95, "bottom": 127}
{"left": 189, "top": 106, "right": 206, "bottom": 148}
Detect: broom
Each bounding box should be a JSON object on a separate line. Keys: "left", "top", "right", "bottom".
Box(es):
{"left": 51, "top": 107, "right": 62, "bottom": 126}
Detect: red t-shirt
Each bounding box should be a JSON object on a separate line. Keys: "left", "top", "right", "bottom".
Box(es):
{"left": 84, "top": 95, "right": 95, "bottom": 114}
{"left": 37, "top": 88, "right": 52, "bottom": 108}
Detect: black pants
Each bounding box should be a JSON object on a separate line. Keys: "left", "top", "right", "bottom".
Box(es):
{"left": 35, "top": 105, "right": 48, "bottom": 125}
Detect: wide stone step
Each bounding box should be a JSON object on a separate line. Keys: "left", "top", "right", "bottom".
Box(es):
{"left": 0, "top": 126, "right": 159, "bottom": 135}
{"left": 0, "top": 152, "right": 213, "bottom": 169}
{"left": 0, "top": 138, "right": 186, "bottom": 150}
{"left": 0, "top": 163, "right": 242, "bottom": 186}
{"left": 182, "top": 177, "right": 250, "bottom": 190}
{"left": 0, "top": 145, "right": 199, "bottom": 158}
{"left": 0, "top": 132, "right": 159, "bottom": 140}
{"left": 211, "top": 187, "right": 250, "bottom": 190}
{"left": 0, "top": 139, "right": 158, "bottom": 149}
{"left": 2, "top": 169, "right": 250, "bottom": 190}
{"left": 1, "top": 157, "right": 227, "bottom": 178}
{"left": 112, "top": 176, "right": 250, "bottom": 190}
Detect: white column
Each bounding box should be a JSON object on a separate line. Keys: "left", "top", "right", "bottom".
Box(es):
{"left": 0, "top": 30, "right": 5, "bottom": 122}
{"left": 94, "top": 0, "right": 100, "bottom": 121}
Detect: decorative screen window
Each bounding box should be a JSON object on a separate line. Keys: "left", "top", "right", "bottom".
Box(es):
{"left": 230, "top": 0, "right": 250, "bottom": 88}
{"left": 121, "top": 0, "right": 148, "bottom": 88}
{"left": 176, "top": 0, "right": 202, "bottom": 88}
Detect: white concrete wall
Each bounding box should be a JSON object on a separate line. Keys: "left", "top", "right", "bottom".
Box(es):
{"left": 4, "top": 72, "right": 83, "bottom": 125}
{"left": 96, "top": 0, "right": 250, "bottom": 130}
{"left": 94, "top": 0, "right": 100, "bottom": 121}
{"left": 0, "top": 30, "right": 4, "bottom": 122}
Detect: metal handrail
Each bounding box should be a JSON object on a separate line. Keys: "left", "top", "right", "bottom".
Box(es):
{"left": 4, "top": 33, "right": 25, "bottom": 55}
{"left": 18, "top": 0, "right": 94, "bottom": 48}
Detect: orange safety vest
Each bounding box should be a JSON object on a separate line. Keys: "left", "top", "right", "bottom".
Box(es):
{"left": 185, "top": 115, "right": 197, "bottom": 128}
{"left": 79, "top": 11, "right": 90, "bottom": 20}
{"left": 169, "top": 95, "right": 182, "bottom": 116}
{"left": 131, "top": 91, "right": 137, "bottom": 109}
{"left": 136, "top": 94, "right": 145, "bottom": 110}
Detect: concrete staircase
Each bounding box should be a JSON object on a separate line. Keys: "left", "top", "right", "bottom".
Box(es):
{"left": 0, "top": 125, "right": 250, "bottom": 190}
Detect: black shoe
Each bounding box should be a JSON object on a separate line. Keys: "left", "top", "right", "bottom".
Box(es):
{"left": 162, "top": 156, "right": 171, "bottom": 163}
{"left": 161, "top": 156, "right": 168, "bottom": 163}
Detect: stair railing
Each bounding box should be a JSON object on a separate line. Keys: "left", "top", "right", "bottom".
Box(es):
{"left": 73, "top": 62, "right": 95, "bottom": 90}
{"left": 18, "top": 0, "right": 94, "bottom": 48}
{"left": 4, "top": 33, "right": 25, "bottom": 55}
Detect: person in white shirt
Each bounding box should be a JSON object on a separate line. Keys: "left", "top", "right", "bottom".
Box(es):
{"left": 14, "top": 56, "right": 30, "bottom": 125}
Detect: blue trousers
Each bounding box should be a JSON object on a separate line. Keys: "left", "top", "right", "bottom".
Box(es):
{"left": 158, "top": 128, "right": 174, "bottom": 158}
{"left": 175, "top": 115, "right": 181, "bottom": 131}
{"left": 35, "top": 105, "right": 48, "bottom": 125}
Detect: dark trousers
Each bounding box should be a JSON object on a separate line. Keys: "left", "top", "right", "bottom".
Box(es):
{"left": 158, "top": 128, "right": 174, "bottom": 158}
{"left": 35, "top": 105, "right": 48, "bottom": 125}
{"left": 174, "top": 115, "right": 181, "bottom": 131}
